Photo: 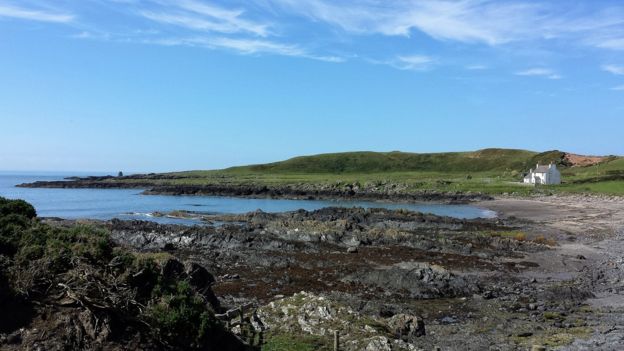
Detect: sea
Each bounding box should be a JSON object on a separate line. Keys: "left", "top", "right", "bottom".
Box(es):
{"left": 0, "top": 172, "right": 496, "bottom": 225}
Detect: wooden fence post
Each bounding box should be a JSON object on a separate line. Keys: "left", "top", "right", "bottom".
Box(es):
{"left": 334, "top": 330, "right": 339, "bottom": 351}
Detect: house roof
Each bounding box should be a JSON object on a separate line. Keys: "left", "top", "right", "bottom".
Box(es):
{"left": 534, "top": 165, "right": 550, "bottom": 173}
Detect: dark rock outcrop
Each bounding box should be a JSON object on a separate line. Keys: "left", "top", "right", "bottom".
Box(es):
{"left": 17, "top": 179, "right": 493, "bottom": 203}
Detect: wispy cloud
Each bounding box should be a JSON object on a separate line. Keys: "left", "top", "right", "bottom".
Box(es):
{"left": 515, "top": 68, "right": 562, "bottom": 80}
{"left": 612, "top": 85, "right": 624, "bottom": 91}
{"left": 394, "top": 55, "right": 435, "bottom": 71}
{"left": 3, "top": 0, "right": 624, "bottom": 72}
{"left": 148, "top": 36, "right": 344, "bottom": 62}
{"left": 175, "top": 0, "right": 270, "bottom": 36}
{"left": 595, "top": 38, "right": 624, "bottom": 50}
{"left": 195, "top": 36, "right": 302, "bottom": 55}
{"left": 264, "top": 0, "right": 538, "bottom": 45}
{"left": 602, "top": 64, "right": 624, "bottom": 75}
{"left": 367, "top": 54, "right": 435, "bottom": 71}
{"left": 71, "top": 31, "right": 111, "bottom": 40}
{"left": 132, "top": 1, "right": 349, "bottom": 62}
{"left": 0, "top": 3, "right": 73, "bottom": 23}
{"left": 264, "top": 0, "right": 624, "bottom": 50}
{"left": 124, "top": 0, "right": 350, "bottom": 62}
{"left": 466, "top": 64, "right": 487, "bottom": 70}
{"left": 140, "top": 0, "right": 270, "bottom": 37}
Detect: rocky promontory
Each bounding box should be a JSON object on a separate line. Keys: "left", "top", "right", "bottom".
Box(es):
{"left": 17, "top": 176, "right": 493, "bottom": 203}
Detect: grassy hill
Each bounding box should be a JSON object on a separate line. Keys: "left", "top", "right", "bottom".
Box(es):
{"left": 77, "top": 148, "right": 622, "bottom": 196}
{"left": 160, "top": 149, "right": 623, "bottom": 196}
{"left": 225, "top": 149, "right": 569, "bottom": 174}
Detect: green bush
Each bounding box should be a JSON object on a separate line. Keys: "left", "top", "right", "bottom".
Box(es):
{"left": 10, "top": 223, "right": 114, "bottom": 272}
{"left": 0, "top": 198, "right": 36, "bottom": 219}
{"left": 0, "top": 197, "right": 226, "bottom": 349}
{"left": 147, "top": 280, "right": 218, "bottom": 347}
{"left": 0, "top": 213, "right": 31, "bottom": 255}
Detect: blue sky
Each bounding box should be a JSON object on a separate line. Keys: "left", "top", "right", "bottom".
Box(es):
{"left": 1, "top": 0, "right": 623, "bottom": 172}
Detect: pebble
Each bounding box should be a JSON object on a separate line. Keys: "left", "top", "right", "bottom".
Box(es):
{"left": 220, "top": 274, "right": 240, "bottom": 280}
{"left": 440, "top": 316, "right": 457, "bottom": 324}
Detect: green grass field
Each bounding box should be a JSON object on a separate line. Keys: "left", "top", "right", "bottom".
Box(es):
{"left": 106, "top": 149, "right": 624, "bottom": 196}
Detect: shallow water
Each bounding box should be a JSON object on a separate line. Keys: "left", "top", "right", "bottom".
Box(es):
{"left": 0, "top": 172, "right": 496, "bottom": 224}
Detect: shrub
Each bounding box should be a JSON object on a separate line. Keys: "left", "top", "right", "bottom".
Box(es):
{"left": 146, "top": 280, "right": 218, "bottom": 347}
{"left": 12, "top": 224, "right": 115, "bottom": 272}
{"left": 533, "top": 235, "right": 555, "bottom": 246}
{"left": 0, "top": 213, "right": 31, "bottom": 255}
{"left": 0, "top": 198, "right": 36, "bottom": 219}
{"left": 0, "top": 197, "right": 227, "bottom": 349}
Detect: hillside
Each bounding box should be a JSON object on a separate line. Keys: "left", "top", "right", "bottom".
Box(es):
{"left": 225, "top": 149, "right": 573, "bottom": 174}
{"left": 18, "top": 149, "right": 624, "bottom": 196}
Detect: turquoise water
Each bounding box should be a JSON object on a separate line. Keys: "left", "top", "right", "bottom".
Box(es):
{"left": 0, "top": 172, "right": 496, "bottom": 224}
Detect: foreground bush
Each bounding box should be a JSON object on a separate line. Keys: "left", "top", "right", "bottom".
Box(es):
{"left": 0, "top": 196, "right": 244, "bottom": 350}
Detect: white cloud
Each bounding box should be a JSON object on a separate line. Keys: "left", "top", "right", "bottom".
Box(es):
{"left": 0, "top": 4, "right": 73, "bottom": 23}
{"left": 394, "top": 55, "right": 435, "bottom": 71}
{"left": 367, "top": 54, "right": 435, "bottom": 71}
{"left": 176, "top": 0, "right": 269, "bottom": 37}
{"left": 264, "top": 0, "right": 624, "bottom": 50}
{"left": 4, "top": 0, "right": 624, "bottom": 70}
{"left": 466, "top": 64, "right": 487, "bottom": 70}
{"left": 147, "top": 36, "right": 344, "bottom": 62}
{"left": 602, "top": 64, "right": 624, "bottom": 75}
{"left": 516, "top": 68, "right": 550, "bottom": 76}
{"left": 141, "top": 12, "right": 234, "bottom": 33}
{"left": 595, "top": 38, "right": 624, "bottom": 50}
{"left": 612, "top": 85, "right": 624, "bottom": 91}
{"left": 264, "top": 0, "right": 540, "bottom": 45}
{"left": 515, "top": 68, "right": 561, "bottom": 79}
{"left": 140, "top": 1, "right": 270, "bottom": 37}
{"left": 134, "top": 1, "right": 348, "bottom": 62}
{"left": 202, "top": 36, "right": 303, "bottom": 55}
{"left": 71, "top": 31, "right": 111, "bottom": 40}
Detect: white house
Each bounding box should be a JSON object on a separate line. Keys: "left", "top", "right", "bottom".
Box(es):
{"left": 524, "top": 163, "right": 561, "bottom": 185}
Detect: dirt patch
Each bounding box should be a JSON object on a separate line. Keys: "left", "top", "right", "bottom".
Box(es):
{"left": 564, "top": 153, "right": 608, "bottom": 167}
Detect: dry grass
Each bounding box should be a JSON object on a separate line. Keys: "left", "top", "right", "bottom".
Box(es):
{"left": 533, "top": 235, "right": 557, "bottom": 246}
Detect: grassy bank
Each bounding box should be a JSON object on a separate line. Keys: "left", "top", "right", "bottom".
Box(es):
{"left": 161, "top": 150, "right": 624, "bottom": 195}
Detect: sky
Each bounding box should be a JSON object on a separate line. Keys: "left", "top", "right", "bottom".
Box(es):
{"left": 1, "top": 0, "right": 623, "bottom": 173}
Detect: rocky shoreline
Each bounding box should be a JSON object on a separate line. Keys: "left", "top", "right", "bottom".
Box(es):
{"left": 17, "top": 178, "right": 493, "bottom": 203}
{"left": 4, "top": 189, "right": 624, "bottom": 349}
{"left": 35, "top": 202, "right": 620, "bottom": 350}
